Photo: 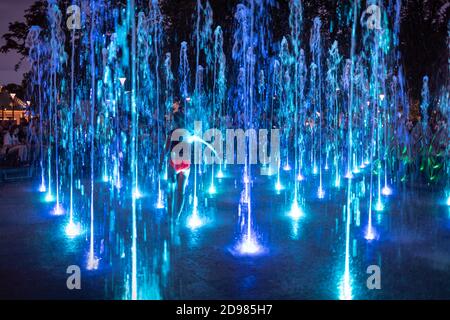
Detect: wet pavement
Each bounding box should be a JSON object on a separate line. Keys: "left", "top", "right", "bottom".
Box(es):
{"left": 0, "top": 171, "right": 449, "bottom": 300}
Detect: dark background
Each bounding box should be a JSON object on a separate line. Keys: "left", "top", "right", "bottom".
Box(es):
{"left": 0, "top": 0, "right": 448, "bottom": 101}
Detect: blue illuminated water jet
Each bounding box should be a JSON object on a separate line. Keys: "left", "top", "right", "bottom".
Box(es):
{"left": 22, "top": 0, "right": 448, "bottom": 300}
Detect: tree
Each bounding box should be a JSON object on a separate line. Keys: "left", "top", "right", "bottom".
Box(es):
{"left": 1, "top": 1, "right": 49, "bottom": 71}
{"left": 3, "top": 83, "right": 26, "bottom": 99}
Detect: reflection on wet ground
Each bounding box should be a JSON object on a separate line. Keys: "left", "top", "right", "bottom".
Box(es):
{"left": 0, "top": 173, "right": 449, "bottom": 299}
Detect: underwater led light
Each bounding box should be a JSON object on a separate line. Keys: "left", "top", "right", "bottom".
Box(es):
{"left": 45, "top": 193, "right": 55, "bottom": 203}
{"left": 102, "top": 175, "right": 109, "bottom": 183}
{"left": 237, "top": 236, "right": 263, "bottom": 255}
{"left": 289, "top": 199, "right": 304, "bottom": 220}
{"left": 339, "top": 272, "right": 353, "bottom": 300}
{"left": 283, "top": 163, "right": 291, "bottom": 171}
{"left": 118, "top": 77, "right": 126, "bottom": 86}
{"left": 216, "top": 170, "right": 224, "bottom": 178}
{"left": 275, "top": 181, "right": 283, "bottom": 191}
{"left": 344, "top": 171, "right": 354, "bottom": 179}
{"left": 65, "top": 221, "right": 81, "bottom": 238}
{"left": 364, "top": 226, "right": 376, "bottom": 241}
{"left": 243, "top": 175, "right": 250, "bottom": 184}
{"left": 87, "top": 255, "right": 99, "bottom": 271}
{"left": 297, "top": 173, "right": 305, "bottom": 181}
{"left": 446, "top": 195, "right": 450, "bottom": 206}
{"left": 208, "top": 184, "right": 216, "bottom": 195}
{"left": 375, "top": 200, "right": 384, "bottom": 212}
{"left": 53, "top": 204, "right": 64, "bottom": 216}
{"left": 381, "top": 186, "right": 393, "bottom": 196}
{"left": 187, "top": 195, "right": 203, "bottom": 230}
{"left": 133, "top": 188, "right": 143, "bottom": 200}
{"left": 313, "top": 165, "right": 318, "bottom": 175}
{"left": 187, "top": 212, "right": 203, "bottom": 230}
{"left": 156, "top": 200, "right": 165, "bottom": 209}
{"left": 335, "top": 177, "right": 341, "bottom": 188}
{"left": 38, "top": 184, "right": 47, "bottom": 193}
{"left": 317, "top": 187, "right": 325, "bottom": 199}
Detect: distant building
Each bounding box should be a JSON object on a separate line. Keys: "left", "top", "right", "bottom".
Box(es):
{"left": 0, "top": 86, "right": 28, "bottom": 124}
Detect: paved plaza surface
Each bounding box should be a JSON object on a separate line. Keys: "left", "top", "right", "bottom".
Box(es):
{"left": 0, "top": 174, "right": 449, "bottom": 300}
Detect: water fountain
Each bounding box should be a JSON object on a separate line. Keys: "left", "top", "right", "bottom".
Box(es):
{"left": 23, "top": 0, "right": 448, "bottom": 300}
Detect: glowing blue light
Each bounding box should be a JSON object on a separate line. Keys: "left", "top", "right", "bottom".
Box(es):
{"left": 53, "top": 204, "right": 64, "bottom": 216}
{"left": 297, "top": 173, "right": 305, "bottom": 181}
{"left": 375, "top": 200, "right": 384, "bottom": 212}
{"left": 38, "top": 184, "right": 47, "bottom": 193}
{"left": 381, "top": 186, "right": 393, "bottom": 196}
{"left": 339, "top": 272, "right": 353, "bottom": 300}
{"left": 187, "top": 212, "right": 203, "bottom": 230}
{"left": 446, "top": 195, "right": 450, "bottom": 206}
{"left": 65, "top": 221, "right": 82, "bottom": 238}
{"left": 275, "top": 181, "right": 283, "bottom": 191}
{"left": 313, "top": 166, "right": 318, "bottom": 175}
{"left": 187, "top": 196, "right": 203, "bottom": 230}
{"left": 102, "top": 175, "right": 109, "bottom": 183}
{"left": 156, "top": 190, "right": 164, "bottom": 209}
{"left": 87, "top": 255, "right": 99, "bottom": 271}
{"left": 283, "top": 163, "right": 291, "bottom": 171}
{"left": 364, "top": 226, "right": 376, "bottom": 241}
{"left": 335, "top": 176, "right": 341, "bottom": 188}
{"left": 208, "top": 184, "right": 216, "bottom": 195}
{"left": 289, "top": 200, "right": 304, "bottom": 221}
{"left": 45, "top": 193, "right": 55, "bottom": 203}
{"left": 317, "top": 187, "right": 325, "bottom": 199}
{"left": 216, "top": 170, "right": 224, "bottom": 178}
{"left": 236, "top": 236, "right": 263, "bottom": 255}
{"left": 344, "top": 171, "right": 354, "bottom": 179}
{"left": 243, "top": 175, "right": 250, "bottom": 184}
{"left": 133, "top": 188, "right": 143, "bottom": 200}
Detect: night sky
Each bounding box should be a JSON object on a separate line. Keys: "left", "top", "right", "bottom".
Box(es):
{"left": 0, "top": 0, "right": 35, "bottom": 86}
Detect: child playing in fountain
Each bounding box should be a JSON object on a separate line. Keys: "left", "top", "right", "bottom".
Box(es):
{"left": 161, "top": 98, "right": 191, "bottom": 222}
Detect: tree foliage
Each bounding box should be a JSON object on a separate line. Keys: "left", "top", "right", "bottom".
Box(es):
{"left": 0, "top": 0, "right": 448, "bottom": 100}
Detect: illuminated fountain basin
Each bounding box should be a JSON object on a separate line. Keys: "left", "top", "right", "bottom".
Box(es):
{"left": 0, "top": 168, "right": 449, "bottom": 299}
{"left": 11, "top": 0, "right": 450, "bottom": 300}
